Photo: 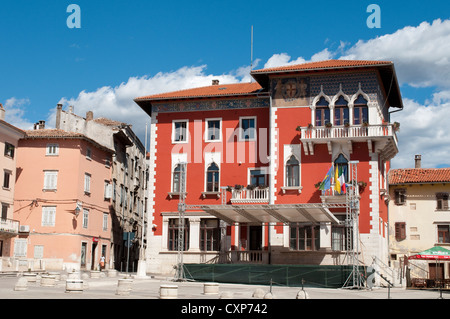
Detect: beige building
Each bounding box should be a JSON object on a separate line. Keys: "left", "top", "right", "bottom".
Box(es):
{"left": 55, "top": 105, "right": 148, "bottom": 272}
{"left": 0, "top": 104, "right": 26, "bottom": 269}
{"left": 389, "top": 155, "right": 450, "bottom": 284}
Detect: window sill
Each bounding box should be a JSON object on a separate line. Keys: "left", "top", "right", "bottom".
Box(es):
{"left": 168, "top": 192, "right": 187, "bottom": 199}
{"left": 281, "top": 186, "right": 303, "bottom": 194}
{"left": 42, "top": 189, "right": 57, "bottom": 192}
{"left": 201, "top": 191, "right": 221, "bottom": 199}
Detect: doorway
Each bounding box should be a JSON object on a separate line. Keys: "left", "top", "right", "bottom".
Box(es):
{"left": 81, "top": 242, "right": 87, "bottom": 268}
{"left": 249, "top": 226, "right": 262, "bottom": 250}
{"left": 91, "top": 242, "right": 97, "bottom": 270}
{"left": 429, "top": 263, "right": 445, "bottom": 281}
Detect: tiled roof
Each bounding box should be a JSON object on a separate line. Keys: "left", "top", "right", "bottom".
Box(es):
{"left": 25, "top": 129, "right": 86, "bottom": 138}
{"left": 93, "top": 117, "right": 126, "bottom": 127}
{"left": 251, "top": 59, "right": 393, "bottom": 74}
{"left": 389, "top": 168, "right": 450, "bottom": 185}
{"left": 135, "top": 82, "right": 263, "bottom": 101}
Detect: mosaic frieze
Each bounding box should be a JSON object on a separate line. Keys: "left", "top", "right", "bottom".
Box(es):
{"left": 153, "top": 97, "right": 269, "bottom": 113}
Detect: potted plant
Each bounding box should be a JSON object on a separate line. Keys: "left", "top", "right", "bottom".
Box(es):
{"left": 246, "top": 184, "right": 257, "bottom": 190}
{"left": 393, "top": 121, "right": 400, "bottom": 131}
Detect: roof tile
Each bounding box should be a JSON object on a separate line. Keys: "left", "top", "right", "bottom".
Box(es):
{"left": 389, "top": 168, "right": 450, "bottom": 184}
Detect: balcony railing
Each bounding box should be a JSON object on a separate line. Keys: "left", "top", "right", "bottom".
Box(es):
{"left": 0, "top": 218, "right": 19, "bottom": 235}
{"left": 301, "top": 123, "right": 397, "bottom": 142}
{"left": 230, "top": 187, "right": 269, "bottom": 203}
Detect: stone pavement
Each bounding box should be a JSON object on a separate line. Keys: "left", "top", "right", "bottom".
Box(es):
{"left": 1, "top": 271, "right": 447, "bottom": 317}
{"left": 0, "top": 271, "right": 446, "bottom": 300}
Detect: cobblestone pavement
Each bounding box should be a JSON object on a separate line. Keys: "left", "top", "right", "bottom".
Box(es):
{"left": 0, "top": 271, "right": 446, "bottom": 317}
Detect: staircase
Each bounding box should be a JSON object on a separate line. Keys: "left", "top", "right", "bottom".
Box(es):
{"left": 369, "top": 256, "right": 402, "bottom": 288}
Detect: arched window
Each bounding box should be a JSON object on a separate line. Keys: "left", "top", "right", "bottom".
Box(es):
{"left": 354, "top": 95, "right": 369, "bottom": 125}
{"left": 173, "top": 164, "right": 186, "bottom": 193}
{"left": 206, "top": 163, "right": 219, "bottom": 192}
{"left": 334, "top": 95, "right": 349, "bottom": 126}
{"left": 285, "top": 155, "right": 300, "bottom": 187}
{"left": 334, "top": 154, "right": 348, "bottom": 182}
{"left": 315, "top": 97, "right": 330, "bottom": 127}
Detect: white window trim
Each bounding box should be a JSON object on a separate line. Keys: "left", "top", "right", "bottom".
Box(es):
{"left": 282, "top": 144, "right": 302, "bottom": 193}
{"left": 239, "top": 116, "right": 257, "bottom": 142}
{"left": 46, "top": 143, "right": 59, "bottom": 156}
{"left": 82, "top": 208, "right": 89, "bottom": 228}
{"left": 41, "top": 206, "right": 56, "bottom": 227}
{"left": 205, "top": 118, "right": 222, "bottom": 143}
{"left": 43, "top": 170, "right": 58, "bottom": 191}
{"left": 203, "top": 152, "right": 221, "bottom": 193}
{"left": 247, "top": 167, "right": 269, "bottom": 186}
{"left": 103, "top": 213, "right": 108, "bottom": 231}
{"left": 172, "top": 119, "right": 189, "bottom": 144}
{"left": 84, "top": 173, "right": 91, "bottom": 194}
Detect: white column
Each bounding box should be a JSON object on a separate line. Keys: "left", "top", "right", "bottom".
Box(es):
{"left": 320, "top": 222, "right": 332, "bottom": 250}
{"left": 189, "top": 217, "right": 201, "bottom": 252}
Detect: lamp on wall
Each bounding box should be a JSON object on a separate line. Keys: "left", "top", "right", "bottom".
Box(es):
{"left": 74, "top": 201, "right": 82, "bottom": 217}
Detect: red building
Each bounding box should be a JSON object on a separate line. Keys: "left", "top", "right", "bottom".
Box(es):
{"left": 134, "top": 60, "right": 403, "bottom": 276}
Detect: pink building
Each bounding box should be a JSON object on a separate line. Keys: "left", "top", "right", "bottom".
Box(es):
{"left": 13, "top": 124, "right": 114, "bottom": 271}
{"left": 0, "top": 104, "right": 25, "bottom": 266}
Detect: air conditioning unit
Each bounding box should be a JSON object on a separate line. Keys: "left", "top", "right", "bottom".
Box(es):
{"left": 19, "top": 225, "right": 30, "bottom": 233}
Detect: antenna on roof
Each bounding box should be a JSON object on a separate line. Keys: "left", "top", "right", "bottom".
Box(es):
{"left": 250, "top": 25, "right": 254, "bottom": 82}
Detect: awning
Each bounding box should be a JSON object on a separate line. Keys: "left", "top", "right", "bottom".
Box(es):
{"left": 196, "top": 203, "right": 342, "bottom": 225}
{"left": 408, "top": 246, "right": 450, "bottom": 260}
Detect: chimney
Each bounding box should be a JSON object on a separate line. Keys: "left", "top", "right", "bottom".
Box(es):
{"left": 415, "top": 154, "right": 421, "bottom": 168}
{"left": 86, "top": 111, "right": 93, "bottom": 121}
{"left": 212, "top": 79, "right": 219, "bottom": 86}
{"left": 69, "top": 105, "right": 73, "bottom": 113}
{"left": 38, "top": 120, "right": 45, "bottom": 130}
{"left": 0, "top": 103, "right": 5, "bottom": 121}
{"left": 56, "top": 103, "right": 63, "bottom": 129}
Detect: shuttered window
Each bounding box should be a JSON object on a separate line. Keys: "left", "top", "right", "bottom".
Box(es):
{"left": 394, "top": 188, "right": 406, "bottom": 205}
{"left": 43, "top": 170, "right": 58, "bottom": 190}
{"left": 395, "top": 222, "right": 406, "bottom": 241}
{"left": 436, "top": 193, "right": 449, "bottom": 210}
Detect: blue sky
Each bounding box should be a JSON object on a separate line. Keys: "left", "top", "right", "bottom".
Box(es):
{"left": 1, "top": 0, "right": 450, "bottom": 168}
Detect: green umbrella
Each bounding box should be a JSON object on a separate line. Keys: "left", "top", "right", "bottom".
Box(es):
{"left": 409, "top": 246, "right": 450, "bottom": 260}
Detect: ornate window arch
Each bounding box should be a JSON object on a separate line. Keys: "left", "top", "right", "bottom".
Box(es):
{"left": 285, "top": 155, "right": 300, "bottom": 187}
{"left": 206, "top": 162, "right": 220, "bottom": 192}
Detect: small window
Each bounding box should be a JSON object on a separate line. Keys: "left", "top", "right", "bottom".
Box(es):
{"left": 103, "top": 213, "right": 108, "bottom": 231}
{"left": 395, "top": 222, "right": 406, "bottom": 241}
{"left": 285, "top": 155, "right": 299, "bottom": 187}
{"left": 42, "top": 206, "right": 56, "bottom": 227}
{"left": 206, "top": 163, "right": 219, "bottom": 192}
{"left": 205, "top": 119, "right": 221, "bottom": 142}
{"left": 4, "top": 142, "right": 15, "bottom": 158}
{"left": 46, "top": 143, "right": 59, "bottom": 156}
{"left": 240, "top": 117, "right": 256, "bottom": 141}
{"left": 436, "top": 193, "right": 449, "bottom": 210}
{"left": 315, "top": 97, "right": 330, "bottom": 127}
{"left": 250, "top": 169, "right": 266, "bottom": 187}
{"left": 1, "top": 203, "right": 8, "bottom": 220}
{"left": 334, "top": 96, "right": 349, "bottom": 126}
{"left": 3, "top": 170, "right": 11, "bottom": 189}
{"left": 86, "top": 148, "right": 92, "bottom": 160}
{"left": 172, "top": 164, "right": 186, "bottom": 193}
{"left": 200, "top": 219, "right": 220, "bottom": 251}
{"left": 290, "top": 223, "right": 320, "bottom": 251}
{"left": 168, "top": 218, "right": 189, "bottom": 251}
{"left": 354, "top": 95, "right": 369, "bottom": 125}
{"left": 438, "top": 225, "right": 450, "bottom": 244}
{"left": 82, "top": 209, "right": 89, "bottom": 228}
{"left": 43, "top": 170, "right": 58, "bottom": 191}
{"left": 173, "top": 120, "right": 188, "bottom": 143}
{"left": 394, "top": 188, "right": 406, "bottom": 205}
{"left": 84, "top": 173, "right": 91, "bottom": 194}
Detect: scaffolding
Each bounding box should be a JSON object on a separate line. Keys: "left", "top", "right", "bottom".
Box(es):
{"left": 342, "top": 160, "right": 364, "bottom": 289}
{"left": 174, "top": 163, "right": 187, "bottom": 281}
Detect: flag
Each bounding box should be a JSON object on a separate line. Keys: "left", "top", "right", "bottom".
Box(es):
{"left": 319, "top": 166, "right": 333, "bottom": 190}
{"left": 339, "top": 166, "right": 347, "bottom": 194}
{"left": 334, "top": 166, "right": 341, "bottom": 193}
{"left": 334, "top": 165, "right": 347, "bottom": 194}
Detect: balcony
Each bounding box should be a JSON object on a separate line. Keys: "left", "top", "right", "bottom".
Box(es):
{"left": 299, "top": 123, "right": 398, "bottom": 160}
{"left": 230, "top": 187, "right": 269, "bottom": 204}
{"left": 0, "top": 218, "right": 19, "bottom": 237}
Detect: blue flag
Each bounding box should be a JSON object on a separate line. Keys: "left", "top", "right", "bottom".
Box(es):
{"left": 319, "top": 166, "right": 333, "bottom": 190}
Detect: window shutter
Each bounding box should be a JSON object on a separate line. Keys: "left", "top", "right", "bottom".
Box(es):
{"left": 395, "top": 222, "right": 406, "bottom": 241}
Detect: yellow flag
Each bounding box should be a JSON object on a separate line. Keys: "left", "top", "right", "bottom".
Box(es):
{"left": 334, "top": 166, "right": 341, "bottom": 193}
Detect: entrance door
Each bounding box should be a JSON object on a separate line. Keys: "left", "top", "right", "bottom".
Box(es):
{"left": 81, "top": 242, "right": 87, "bottom": 268}
{"left": 249, "top": 226, "right": 262, "bottom": 250}
{"left": 429, "top": 263, "right": 445, "bottom": 280}
{"left": 91, "top": 242, "right": 97, "bottom": 270}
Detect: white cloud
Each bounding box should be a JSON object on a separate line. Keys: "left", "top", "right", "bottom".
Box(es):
{"left": 54, "top": 65, "right": 247, "bottom": 140}
{"left": 2, "top": 98, "right": 34, "bottom": 130}
{"left": 341, "top": 19, "right": 450, "bottom": 89}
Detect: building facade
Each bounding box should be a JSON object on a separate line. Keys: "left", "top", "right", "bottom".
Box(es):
{"left": 135, "top": 59, "right": 403, "bottom": 275}
{"left": 55, "top": 105, "right": 148, "bottom": 272}
{"left": 0, "top": 104, "right": 25, "bottom": 270}
{"left": 13, "top": 124, "right": 113, "bottom": 271}
{"left": 389, "top": 155, "right": 450, "bottom": 282}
